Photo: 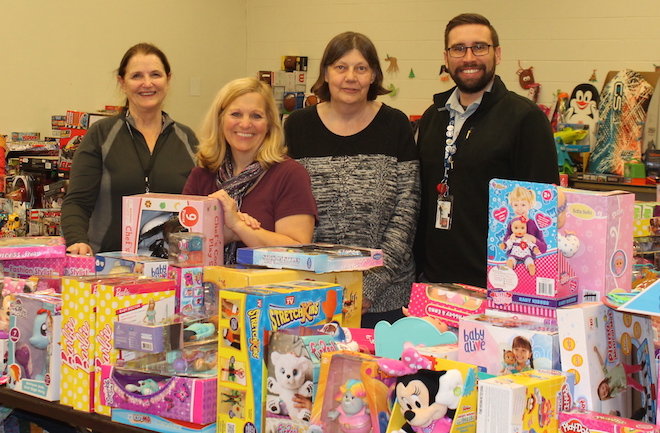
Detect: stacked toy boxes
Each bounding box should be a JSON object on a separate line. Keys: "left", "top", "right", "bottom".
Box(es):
{"left": 122, "top": 193, "right": 224, "bottom": 267}
{"left": 217, "top": 280, "right": 344, "bottom": 433}
{"left": 557, "top": 302, "right": 657, "bottom": 423}
{"left": 167, "top": 232, "right": 207, "bottom": 316}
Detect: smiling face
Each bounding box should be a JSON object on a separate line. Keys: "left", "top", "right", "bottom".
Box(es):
{"left": 444, "top": 23, "right": 500, "bottom": 98}
{"left": 221, "top": 92, "right": 268, "bottom": 165}
{"left": 512, "top": 345, "right": 530, "bottom": 366}
{"left": 325, "top": 49, "right": 375, "bottom": 105}
{"left": 511, "top": 198, "right": 531, "bottom": 217}
{"left": 118, "top": 53, "right": 170, "bottom": 115}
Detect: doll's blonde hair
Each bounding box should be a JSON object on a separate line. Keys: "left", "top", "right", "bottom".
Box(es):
{"left": 508, "top": 186, "right": 535, "bottom": 206}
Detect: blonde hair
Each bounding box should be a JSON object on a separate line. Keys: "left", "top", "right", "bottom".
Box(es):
{"left": 196, "top": 77, "right": 286, "bottom": 172}
{"left": 508, "top": 186, "right": 535, "bottom": 205}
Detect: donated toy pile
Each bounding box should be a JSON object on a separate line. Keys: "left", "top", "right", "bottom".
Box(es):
{"left": 0, "top": 180, "right": 659, "bottom": 433}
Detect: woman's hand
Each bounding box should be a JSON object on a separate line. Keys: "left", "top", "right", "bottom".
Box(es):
{"left": 209, "top": 190, "right": 262, "bottom": 243}
{"left": 67, "top": 242, "right": 93, "bottom": 256}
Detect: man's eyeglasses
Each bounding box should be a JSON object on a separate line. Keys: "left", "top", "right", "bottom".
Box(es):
{"left": 446, "top": 44, "right": 494, "bottom": 58}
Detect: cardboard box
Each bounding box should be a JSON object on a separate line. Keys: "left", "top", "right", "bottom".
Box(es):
{"left": 28, "top": 208, "right": 61, "bottom": 236}
{"left": 58, "top": 128, "right": 86, "bottom": 172}
{"left": 2, "top": 256, "right": 65, "bottom": 278}
{"left": 122, "top": 193, "right": 223, "bottom": 267}
{"left": 7, "top": 292, "right": 62, "bottom": 401}
{"left": 167, "top": 265, "right": 205, "bottom": 316}
{"left": 487, "top": 179, "right": 578, "bottom": 317}
{"left": 407, "top": 282, "right": 487, "bottom": 328}
{"left": 63, "top": 253, "right": 96, "bottom": 276}
{"left": 559, "top": 408, "right": 660, "bottom": 433}
{"left": 95, "top": 251, "right": 169, "bottom": 278}
{"left": 204, "top": 265, "right": 363, "bottom": 327}
{"left": 458, "top": 310, "right": 561, "bottom": 376}
{"left": 112, "top": 409, "right": 216, "bottom": 433}
{"left": 0, "top": 236, "right": 66, "bottom": 260}
{"left": 477, "top": 370, "right": 574, "bottom": 433}
{"left": 556, "top": 302, "right": 657, "bottom": 423}
{"left": 216, "top": 280, "right": 343, "bottom": 433}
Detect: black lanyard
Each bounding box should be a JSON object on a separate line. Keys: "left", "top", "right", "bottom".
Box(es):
{"left": 125, "top": 120, "right": 165, "bottom": 193}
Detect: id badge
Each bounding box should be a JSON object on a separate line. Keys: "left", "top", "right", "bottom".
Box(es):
{"left": 435, "top": 195, "right": 453, "bottom": 230}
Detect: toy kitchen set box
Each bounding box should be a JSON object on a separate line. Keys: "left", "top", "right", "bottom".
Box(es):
{"left": 122, "top": 193, "right": 223, "bottom": 266}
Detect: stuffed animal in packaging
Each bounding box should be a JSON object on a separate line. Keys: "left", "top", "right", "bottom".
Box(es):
{"left": 266, "top": 350, "right": 314, "bottom": 421}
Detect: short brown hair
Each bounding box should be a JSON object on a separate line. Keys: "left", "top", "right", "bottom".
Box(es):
{"left": 444, "top": 13, "right": 499, "bottom": 49}
{"left": 311, "top": 31, "right": 389, "bottom": 101}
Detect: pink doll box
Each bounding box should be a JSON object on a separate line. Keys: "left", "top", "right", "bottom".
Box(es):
{"left": 458, "top": 310, "right": 560, "bottom": 376}
{"left": 96, "top": 251, "right": 169, "bottom": 278}
{"left": 264, "top": 327, "right": 339, "bottom": 433}
{"left": 7, "top": 292, "right": 62, "bottom": 401}
{"left": 101, "top": 364, "right": 217, "bottom": 424}
{"left": 112, "top": 409, "right": 216, "bottom": 433}
{"left": 167, "top": 265, "right": 205, "bottom": 316}
{"left": 559, "top": 409, "right": 660, "bottom": 433}
{"left": 0, "top": 236, "right": 66, "bottom": 260}
{"left": 477, "top": 370, "right": 574, "bottom": 433}
{"left": 408, "top": 282, "right": 487, "bottom": 328}
{"left": 561, "top": 188, "right": 634, "bottom": 303}
{"left": 63, "top": 254, "right": 96, "bottom": 276}
{"left": 1, "top": 256, "right": 65, "bottom": 278}
{"left": 487, "top": 179, "right": 579, "bottom": 314}
{"left": 122, "top": 193, "right": 223, "bottom": 267}
{"left": 556, "top": 302, "right": 657, "bottom": 424}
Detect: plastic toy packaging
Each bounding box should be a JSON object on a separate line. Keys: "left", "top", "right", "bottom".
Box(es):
{"left": 168, "top": 232, "right": 205, "bottom": 267}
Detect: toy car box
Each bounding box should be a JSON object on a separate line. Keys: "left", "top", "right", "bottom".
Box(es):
{"left": 216, "top": 280, "right": 344, "bottom": 433}
{"left": 122, "top": 193, "right": 223, "bottom": 266}
{"left": 7, "top": 292, "right": 62, "bottom": 401}
{"left": 559, "top": 408, "right": 660, "bottom": 433}
{"left": 236, "top": 243, "right": 383, "bottom": 273}
{"left": 487, "top": 179, "right": 578, "bottom": 318}
{"left": 477, "top": 370, "right": 574, "bottom": 433}
{"left": 95, "top": 251, "right": 169, "bottom": 278}
{"left": 204, "top": 264, "right": 363, "bottom": 327}
{"left": 561, "top": 188, "right": 634, "bottom": 302}
{"left": 458, "top": 310, "right": 561, "bottom": 376}
{"left": 407, "top": 282, "right": 487, "bottom": 328}
{"left": 556, "top": 302, "right": 657, "bottom": 423}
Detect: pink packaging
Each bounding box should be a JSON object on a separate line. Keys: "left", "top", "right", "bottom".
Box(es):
{"left": 100, "top": 365, "right": 217, "bottom": 424}
{"left": 63, "top": 254, "right": 96, "bottom": 276}
{"left": 559, "top": 409, "right": 660, "bottom": 432}
{"left": 408, "top": 282, "right": 487, "bottom": 328}
{"left": 0, "top": 237, "right": 66, "bottom": 260}
{"left": 2, "top": 257, "right": 65, "bottom": 278}
{"left": 122, "top": 194, "right": 223, "bottom": 267}
{"left": 561, "top": 189, "right": 634, "bottom": 302}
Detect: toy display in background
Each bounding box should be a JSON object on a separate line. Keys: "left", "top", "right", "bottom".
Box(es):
{"left": 559, "top": 408, "right": 660, "bottom": 433}
{"left": 406, "top": 282, "right": 486, "bottom": 329}
{"left": 588, "top": 69, "right": 655, "bottom": 175}
{"left": 487, "top": 180, "right": 578, "bottom": 318}
{"left": 310, "top": 351, "right": 392, "bottom": 433}
{"left": 168, "top": 232, "right": 205, "bottom": 267}
{"left": 7, "top": 292, "right": 62, "bottom": 401}
{"left": 564, "top": 83, "right": 600, "bottom": 152}
{"left": 516, "top": 61, "right": 541, "bottom": 103}
{"left": 458, "top": 311, "right": 561, "bottom": 376}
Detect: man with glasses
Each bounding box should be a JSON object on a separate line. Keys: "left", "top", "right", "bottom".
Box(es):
{"left": 415, "top": 13, "right": 559, "bottom": 288}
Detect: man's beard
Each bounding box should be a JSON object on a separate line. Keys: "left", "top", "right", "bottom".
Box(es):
{"left": 449, "top": 63, "right": 496, "bottom": 95}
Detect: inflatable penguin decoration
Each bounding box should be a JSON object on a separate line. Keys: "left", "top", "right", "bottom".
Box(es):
{"left": 564, "top": 83, "right": 600, "bottom": 151}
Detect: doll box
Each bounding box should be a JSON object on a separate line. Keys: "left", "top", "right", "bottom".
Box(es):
{"left": 408, "top": 282, "right": 487, "bottom": 328}
{"left": 556, "top": 302, "right": 657, "bottom": 423}
{"left": 112, "top": 409, "right": 216, "bottom": 433}
{"left": 477, "top": 370, "right": 574, "bottom": 433}
{"left": 487, "top": 179, "right": 579, "bottom": 312}
{"left": 63, "top": 254, "right": 96, "bottom": 276}
{"left": 216, "top": 280, "right": 344, "bottom": 433}
{"left": 7, "top": 292, "right": 62, "bottom": 401}
{"left": 561, "top": 188, "right": 634, "bottom": 302}
{"left": 101, "top": 365, "right": 217, "bottom": 424}
{"left": 236, "top": 243, "right": 383, "bottom": 273}
{"left": 559, "top": 408, "right": 660, "bottom": 433}
{"left": 95, "top": 251, "right": 170, "bottom": 278}
{"left": 122, "top": 193, "right": 223, "bottom": 267}
{"left": 457, "top": 311, "right": 561, "bottom": 376}
{"left": 167, "top": 265, "right": 205, "bottom": 316}
{"left": 204, "top": 264, "right": 363, "bottom": 327}
{"left": 1, "top": 256, "right": 65, "bottom": 278}
{"left": 0, "top": 236, "right": 66, "bottom": 260}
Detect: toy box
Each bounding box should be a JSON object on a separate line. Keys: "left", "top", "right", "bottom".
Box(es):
{"left": 100, "top": 365, "right": 217, "bottom": 424}
{"left": 0, "top": 332, "right": 8, "bottom": 385}
{"left": 95, "top": 251, "right": 170, "bottom": 278}
{"left": 263, "top": 327, "right": 338, "bottom": 432}
{"left": 168, "top": 265, "right": 205, "bottom": 316}
{"left": 236, "top": 243, "right": 383, "bottom": 273}
{"left": 7, "top": 292, "right": 62, "bottom": 401}
{"left": 168, "top": 232, "right": 205, "bottom": 267}
{"left": 28, "top": 208, "right": 61, "bottom": 236}
{"left": 561, "top": 188, "right": 634, "bottom": 302}
{"left": 204, "top": 264, "right": 363, "bottom": 327}
{"left": 0, "top": 236, "right": 66, "bottom": 260}
{"left": 458, "top": 311, "right": 561, "bottom": 376}
{"left": 556, "top": 302, "right": 657, "bottom": 423}
{"left": 487, "top": 179, "right": 579, "bottom": 316}
{"left": 416, "top": 343, "right": 460, "bottom": 361}
{"left": 112, "top": 409, "right": 216, "bottom": 433}
{"left": 477, "top": 369, "right": 574, "bottom": 433}
{"left": 58, "top": 127, "right": 86, "bottom": 172}
{"left": 63, "top": 253, "right": 96, "bottom": 276}
{"left": 559, "top": 408, "right": 660, "bottom": 432}
{"left": 374, "top": 316, "right": 458, "bottom": 360}
{"left": 122, "top": 193, "right": 223, "bottom": 266}
{"left": 407, "top": 282, "right": 487, "bottom": 329}
{"left": 216, "top": 280, "right": 344, "bottom": 433}
{"left": 1, "top": 256, "right": 65, "bottom": 278}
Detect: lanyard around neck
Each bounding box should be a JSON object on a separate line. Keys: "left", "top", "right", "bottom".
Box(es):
{"left": 438, "top": 115, "right": 457, "bottom": 197}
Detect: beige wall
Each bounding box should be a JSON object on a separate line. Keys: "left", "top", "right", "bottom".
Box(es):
{"left": 3, "top": 0, "right": 660, "bottom": 137}
{"left": 1, "top": 0, "right": 247, "bottom": 136}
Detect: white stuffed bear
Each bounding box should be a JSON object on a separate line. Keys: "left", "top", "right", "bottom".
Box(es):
{"left": 266, "top": 351, "right": 314, "bottom": 421}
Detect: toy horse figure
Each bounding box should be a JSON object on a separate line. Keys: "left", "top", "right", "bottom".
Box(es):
{"left": 28, "top": 309, "right": 50, "bottom": 381}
